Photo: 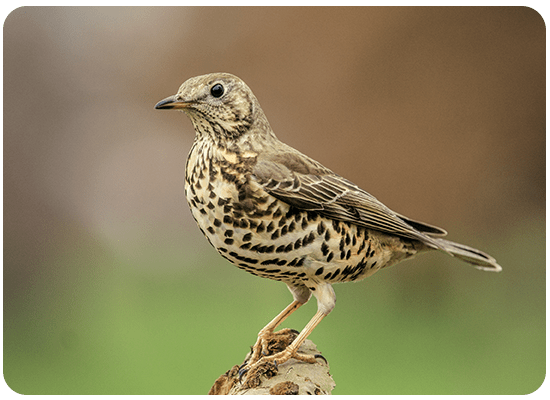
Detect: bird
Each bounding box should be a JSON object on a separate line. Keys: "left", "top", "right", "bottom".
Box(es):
{"left": 154, "top": 72, "right": 501, "bottom": 381}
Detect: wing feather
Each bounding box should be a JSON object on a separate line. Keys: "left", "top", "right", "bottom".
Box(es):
{"left": 252, "top": 150, "right": 448, "bottom": 249}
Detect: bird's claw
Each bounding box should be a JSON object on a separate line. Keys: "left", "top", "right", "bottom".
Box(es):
{"left": 314, "top": 354, "right": 327, "bottom": 364}
{"left": 237, "top": 360, "right": 249, "bottom": 381}
{"left": 238, "top": 367, "right": 249, "bottom": 381}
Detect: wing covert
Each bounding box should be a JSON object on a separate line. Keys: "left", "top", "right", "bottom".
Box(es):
{"left": 252, "top": 153, "right": 447, "bottom": 248}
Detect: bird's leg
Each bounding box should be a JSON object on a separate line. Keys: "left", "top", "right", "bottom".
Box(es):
{"left": 240, "top": 310, "right": 328, "bottom": 388}
{"left": 245, "top": 284, "right": 312, "bottom": 367}
{"left": 247, "top": 300, "right": 303, "bottom": 366}
{"left": 258, "top": 309, "right": 326, "bottom": 365}
{"left": 239, "top": 283, "right": 332, "bottom": 388}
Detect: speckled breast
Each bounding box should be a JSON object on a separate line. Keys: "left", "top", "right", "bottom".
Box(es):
{"left": 184, "top": 139, "right": 414, "bottom": 288}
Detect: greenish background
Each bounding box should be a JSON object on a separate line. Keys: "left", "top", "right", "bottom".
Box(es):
{"left": 3, "top": 7, "right": 545, "bottom": 395}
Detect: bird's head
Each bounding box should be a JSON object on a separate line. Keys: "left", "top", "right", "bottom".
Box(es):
{"left": 155, "top": 73, "right": 271, "bottom": 143}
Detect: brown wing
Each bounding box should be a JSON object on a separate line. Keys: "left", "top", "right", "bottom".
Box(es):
{"left": 252, "top": 147, "right": 448, "bottom": 250}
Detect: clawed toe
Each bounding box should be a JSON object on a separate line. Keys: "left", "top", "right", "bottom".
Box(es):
{"left": 239, "top": 328, "right": 321, "bottom": 387}
{"left": 248, "top": 327, "right": 299, "bottom": 366}
{"left": 314, "top": 354, "right": 328, "bottom": 364}
{"left": 237, "top": 363, "right": 248, "bottom": 380}
{"left": 238, "top": 310, "right": 327, "bottom": 389}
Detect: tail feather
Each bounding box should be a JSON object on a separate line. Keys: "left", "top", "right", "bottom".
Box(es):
{"left": 433, "top": 238, "right": 502, "bottom": 272}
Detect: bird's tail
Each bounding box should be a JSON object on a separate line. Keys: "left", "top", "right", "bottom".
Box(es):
{"left": 432, "top": 238, "right": 502, "bottom": 272}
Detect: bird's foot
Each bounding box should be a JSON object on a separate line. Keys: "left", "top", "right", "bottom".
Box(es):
{"left": 246, "top": 327, "right": 299, "bottom": 366}
{"left": 238, "top": 329, "right": 326, "bottom": 389}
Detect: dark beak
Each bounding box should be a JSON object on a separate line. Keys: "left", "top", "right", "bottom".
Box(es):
{"left": 154, "top": 95, "right": 191, "bottom": 110}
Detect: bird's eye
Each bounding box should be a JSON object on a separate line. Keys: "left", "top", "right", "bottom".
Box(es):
{"left": 210, "top": 84, "right": 224, "bottom": 98}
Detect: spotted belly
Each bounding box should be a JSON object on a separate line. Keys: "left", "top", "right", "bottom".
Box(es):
{"left": 186, "top": 184, "right": 418, "bottom": 288}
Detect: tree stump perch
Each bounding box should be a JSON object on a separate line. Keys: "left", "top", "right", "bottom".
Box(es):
{"left": 208, "top": 338, "right": 335, "bottom": 395}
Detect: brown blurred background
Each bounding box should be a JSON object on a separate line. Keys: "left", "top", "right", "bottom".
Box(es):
{"left": 3, "top": 7, "right": 545, "bottom": 395}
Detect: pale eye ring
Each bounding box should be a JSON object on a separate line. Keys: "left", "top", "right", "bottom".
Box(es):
{"left": 210, "top": 84, "right": 224, "bottom": 98}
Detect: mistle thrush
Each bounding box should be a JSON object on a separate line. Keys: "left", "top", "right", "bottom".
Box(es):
{"left": 155, "top": 72, "right": 501, "bottom": 379}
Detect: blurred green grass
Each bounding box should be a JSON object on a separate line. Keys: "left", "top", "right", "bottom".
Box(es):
{"left": 4, "top": 216, "right": 544, "bottom": 394}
